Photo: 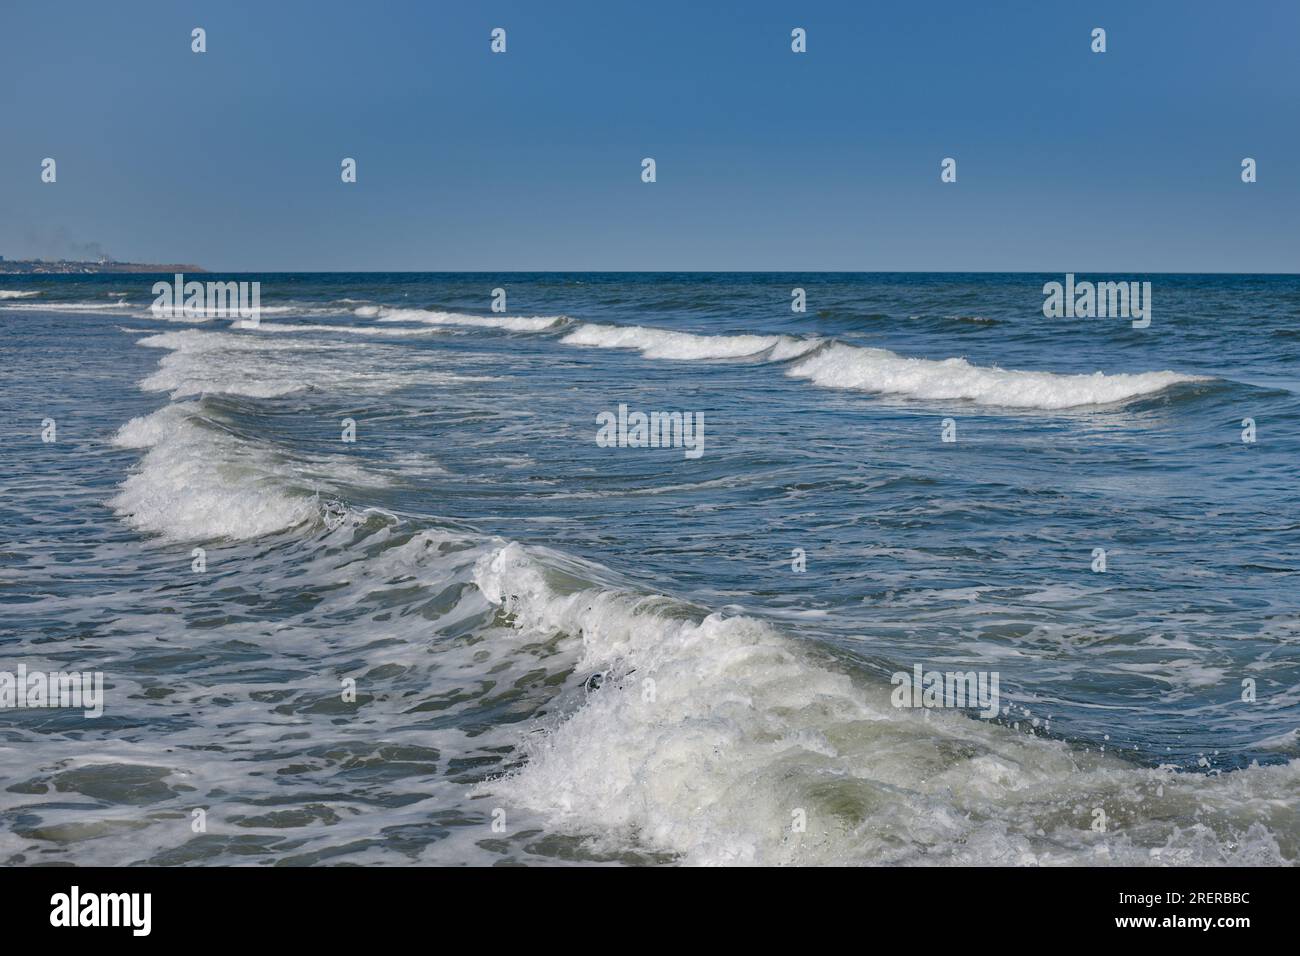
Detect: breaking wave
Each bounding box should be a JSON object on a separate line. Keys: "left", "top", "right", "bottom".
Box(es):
{"left": 472, "top": 542, "right": 1298, "bottom": 865}
{"left": 786, "top": 342, "right": 1208, "bottom": 409}
{"left": 555, "top": 321, "right": 1205, "bottom": 409}
{"left": 354, "top": 305, "right": 567, "bottom": 333}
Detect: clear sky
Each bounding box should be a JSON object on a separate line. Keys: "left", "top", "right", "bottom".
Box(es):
{"left": 2, "top": 0, "right": 1297, "bottom": 272}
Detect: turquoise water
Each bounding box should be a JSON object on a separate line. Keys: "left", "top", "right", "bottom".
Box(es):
{"left": 2, "top": 272, "right": 1298, "bottom": 865}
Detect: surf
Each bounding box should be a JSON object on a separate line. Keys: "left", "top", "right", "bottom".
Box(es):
{"left": 471, "top": 540, "right": 1299, "bottom": 865}
{"left": 554, "top": 319, "right": 1205, "bottom": 409}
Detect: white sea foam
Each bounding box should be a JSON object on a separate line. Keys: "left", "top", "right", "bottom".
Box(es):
{"left": 0, "top": 290, "right": 42, "bottom": 299}
{"left": 136, "top": 330, "right": 310, "bottom": 397}
{"left": 787, "top": 342, "right": 1206, "bottom": 409}
{"left": 474, "top": 542, "right": 1297, "bottom": 865}
{"left": 3, "top": 298, "right": 359, "bottom": 320}
{"left": 154, "top": 307, "right": 1205, "bottom": 411}
{"left": 241, "top": 321, "right": 448, "bottom": 337}
{"left": 561, "top": 322, "right": 821, "bottom": 361}
{"left": 2, "top": 300, "right": 130, "bottom": 311}
{"left": 557, "top": 321, "right": 1200, "bottom": 408}
{"left": 355, "top": 305, "right": 565, "bottom": 333}
{"left": 148, "top": 304, "right": 353, "bottom": 323}
{"left": 110, "top": 405, "right": 321, "bottom": 540}
{"left": 135, "top": 328, "right": 479, "bottom": 398}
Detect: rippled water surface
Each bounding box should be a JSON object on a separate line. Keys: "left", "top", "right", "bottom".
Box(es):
{"left": 2, "top": 272, "right": 1298, "bottom": 865}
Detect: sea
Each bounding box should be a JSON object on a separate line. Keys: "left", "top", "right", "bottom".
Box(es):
{"left": 1, "top": 272, "right": 1298, "bottom": 866}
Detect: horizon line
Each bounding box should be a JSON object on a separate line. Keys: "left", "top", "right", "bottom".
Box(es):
{"left": 6, "top": 268, "right": 1300, "bottom": 277}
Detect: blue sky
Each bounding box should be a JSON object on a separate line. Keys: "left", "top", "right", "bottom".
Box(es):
{"left": 2, "top": 0, "right": 1297, "bottom": 271}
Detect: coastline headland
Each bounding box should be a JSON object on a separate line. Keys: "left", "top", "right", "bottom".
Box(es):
{"left": 0, "top": 258, "right": 206, "bottom": 275}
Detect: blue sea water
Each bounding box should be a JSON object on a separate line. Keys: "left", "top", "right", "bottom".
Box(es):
{"left": 1, "top": 272, "right": 1298, "bottom": 865}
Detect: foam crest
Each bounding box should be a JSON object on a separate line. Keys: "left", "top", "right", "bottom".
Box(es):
{"left": 109, "top": 405, "right": 321, "bottom": 541}
{"left": 2, "top": 300, "right": 131, "bottom": 311}
{"left": 239, "top": 321, "right": 446, "bottom": 337}
{"left": 137, "top": 330, "right": 312, "bottom": 397}
{"left": 355, "top": 305, "right": 564, "bottom": 332}
{"left": 135, "top": 328, "right": 476, "bottom": 398}
{"left": 787, "top": 342, "right": 1206, "bottom": 409}
{"left": 474, "top": 542, "right": 1297, "bottom": 865}
{"left": 151, "top": 305, "right": 352, "bottom": 322}
{"left": 557, "top": 321, "right": 1198, "bottom": 408}
{"left": 562, "top": 322, "right": 820, "bottom": 361}
{"left": 0, "top": 290, "right": 41, "bottom": 299}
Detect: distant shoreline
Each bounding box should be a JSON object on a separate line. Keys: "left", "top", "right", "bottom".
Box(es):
{"left": 0, "top": 260, "right": 206, "bottom": 275}
{"left": 3, "top": 266, "right": 1298, "bottom": 277}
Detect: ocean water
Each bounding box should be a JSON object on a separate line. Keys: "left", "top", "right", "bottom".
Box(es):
{"left": 2, "top": 272, "right": 1298, "bottom": 866}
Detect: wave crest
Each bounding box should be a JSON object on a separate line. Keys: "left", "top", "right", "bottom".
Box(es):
{"left": 355, "top": 305, "right": 565, "bottom": 333}
{"left": 109, "top": 405, "right": 322, "bottom": 541}
{"left": 787, "top": 342, "right": 1207, "bottom": 409}
{"left": 473, "top": 542, "right": 1297, "bottom": 865}
{"left": 561, "top": 322, "right": 821, "bottom": 361}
